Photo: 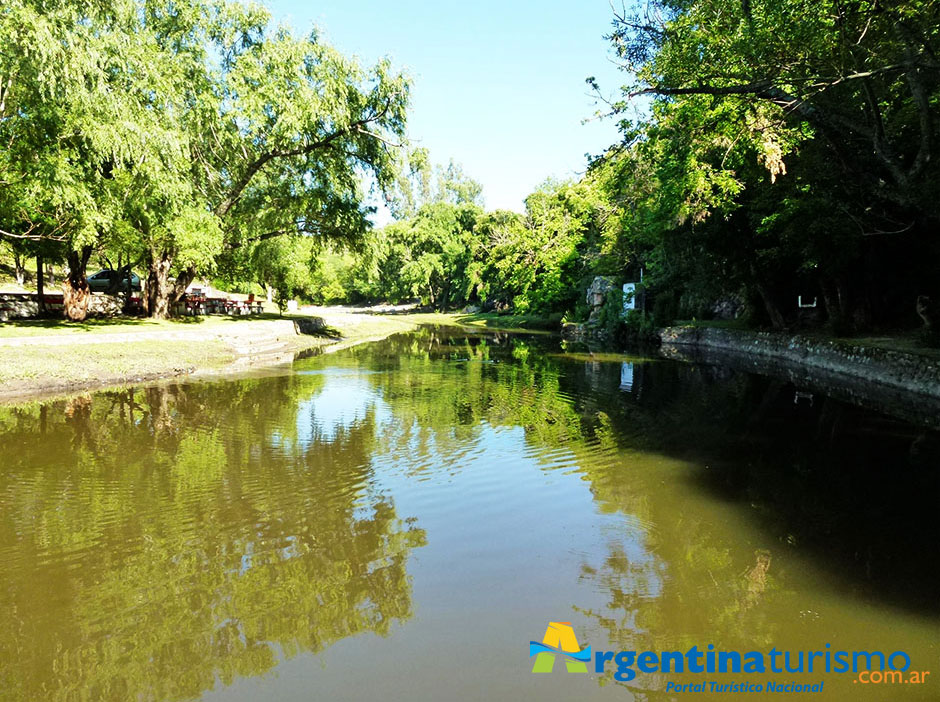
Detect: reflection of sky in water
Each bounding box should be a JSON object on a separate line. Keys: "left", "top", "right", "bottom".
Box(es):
{"left": 294, "top": 372, "right": 391, "bottom": 445}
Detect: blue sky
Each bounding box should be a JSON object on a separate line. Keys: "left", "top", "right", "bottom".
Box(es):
{"left": 263, "top": 0, "right": 628, "bottom": 213}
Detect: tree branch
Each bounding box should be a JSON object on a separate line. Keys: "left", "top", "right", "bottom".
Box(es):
{"left": 0, "top": 227, "right": 67, "bottom": 242}
{"left": 215, "top": 96, "right": 399, "bottom": 219}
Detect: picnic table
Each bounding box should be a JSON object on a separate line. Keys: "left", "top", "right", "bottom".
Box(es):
{"left": 179, "top": 291, "right": 264, "bottom": 316}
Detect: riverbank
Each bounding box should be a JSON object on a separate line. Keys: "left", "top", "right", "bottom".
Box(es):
{"left": 0, "top": 309, "right": 426, "bottom": 403}
{"left": 660, "top": 324, "right": 940, "bottom": 401}
{"left": 0, "top": 307, "right": 561, "bottom": 403}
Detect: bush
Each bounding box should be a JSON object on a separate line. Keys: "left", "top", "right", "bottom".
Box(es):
{"left": 651, "top": 292, "right": 679, "bottom": 327}
{"left": 593, "top": 288, "right": 625, "bottom": 337}
{"left": 623, "top": 308, "right": 658, "bottom": 338}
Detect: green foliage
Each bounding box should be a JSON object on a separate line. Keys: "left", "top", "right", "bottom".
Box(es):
{"left": 623, "top": 309, "right": 658, "bottom": 339}
{"left": 0, "top": 0, "right": 410, "bottom": 317}
{"left": 249, "top": 236, "right": 317, "bottom": 311}
{"left": 593, "top": 288, "right": 626, "bottom": 337}
{"left": 5, "top": 0, "right": 937, "bottom": 333}
{"left": 590, "top": 0, "right": 940, "bottom": 333}
{"left": 308, "top": 173, "right": 617, "bottom": 318}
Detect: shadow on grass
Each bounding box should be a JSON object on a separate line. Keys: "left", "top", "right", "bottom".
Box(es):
{"left": 0, "top": 311, "right": 297, "bottom": 333}
{"left": 314, "top": 325, "right": 343, "bottom": 340}
{"left": 0, "top": 316, "right": 157, "bottom": 333}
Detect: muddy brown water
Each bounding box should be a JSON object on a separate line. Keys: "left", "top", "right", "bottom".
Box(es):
{"left": 0, "top": 326, "right": 937, "bottom": 700}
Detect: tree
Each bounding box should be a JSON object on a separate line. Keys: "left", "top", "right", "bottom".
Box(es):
{"left": 0, "top": 0, "right": 163, "bottom": 320}
{"left": 135, "top": 4, "right": 410, "bottom": 318}
{"left": 1, "top": 0, "right": 410, "bottom": 320}
{"left": 434, "top": 159, "right": 484, "bottom": 208}
{"left": 472, "top": 179, "right": 608, "bottom": 314}
{"left": 604, "top": 0, "right": 940, "bottom": 217}
{"left": 591, "top": 0, "right": 940, "bottom": 331}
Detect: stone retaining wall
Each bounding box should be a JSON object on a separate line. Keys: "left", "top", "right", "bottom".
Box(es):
{"left": 0, "top": 293, "right": 127, "bottom": 320}
{"left": 660, "top": 325, "right": 940, "bottom": 399}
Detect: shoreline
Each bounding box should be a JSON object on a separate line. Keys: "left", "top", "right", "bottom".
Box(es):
{"left": 0, "top": 310, "right": 422, "bottom": 405}
{"left": 659, "top": 325, "right": 940, "bottom": 398}
{"left": 0, "top": 308, "right": 554, "bottom": 405}
{"left": 10, "top": 313, "right": 938, "bottom": 412}
{"left": 659, "top": 325, "right": 940, "bottom": 428}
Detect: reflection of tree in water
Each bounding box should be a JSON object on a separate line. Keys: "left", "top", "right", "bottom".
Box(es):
{"left": 326, "top": 329, "right": 588, "bottom": 468}
{"left": 2, "top": 328, "right": 936, "bottom": 700}
{"left": 334, "top": 331, "right": 794, "bottom": 694}
{"left": 556, "top": 353, "right": 939, "bottom": 693}
{"left": 336, "top": 329, "right": 937, "bottom": 693}
{"left": 582, "top": 359, "right": 939, "bottom": 608}
{"left": 0, "top": 378, "right": 426, "bottom": 702}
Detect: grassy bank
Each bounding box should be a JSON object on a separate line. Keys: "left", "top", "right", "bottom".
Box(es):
{"left": 0, "top": 309, "right": 422, "bottom": 402}
{"left": 0, "top": 307, "right": 563, "bottom": 402}
{"left": 0, "top": 340, "right": 234, "bottom": 389}
{"left": 398, "top": 310, "right": 561, "bottom": 332}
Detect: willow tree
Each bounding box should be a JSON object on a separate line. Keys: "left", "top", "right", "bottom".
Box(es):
{"left": 0, "top": 0, "right": 161, "bottom": 320}
{"left": 1, "top": 0, "right": 409, "bottom": 320}
{"left": 605, "top": 0, "right": 940, "bottom": 214}
{"left": 141, "top": 8, "right": 410, "bottom": 318}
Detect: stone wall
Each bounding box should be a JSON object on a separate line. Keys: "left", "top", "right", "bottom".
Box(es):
{"left": 0, "top": 296, "right": 41, "bottom": 321}
{"left": 660, "top": 325, "right": 940, "bottom": 400}
{"left": 0, "top": 293, "right": 130, "bottom": 321}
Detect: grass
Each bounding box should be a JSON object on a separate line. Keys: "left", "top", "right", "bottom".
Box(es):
{"left": 0, "top": 312, "right": 290, "bottom": 337}
{"left": 671, "top": 318, "right": 753, "bottom": 331}
{"left": 0, "top": 340, "right": 233, "bottom": 386}
{"left": 0, "top": 308, "right": 426, "bottom": 400}
{"left": 405, "top": 311, "right": 562, "bottom": 331}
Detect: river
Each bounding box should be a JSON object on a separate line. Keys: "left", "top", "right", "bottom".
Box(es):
{"left": 0, "top": 325, "right": 937, "bottom": 700}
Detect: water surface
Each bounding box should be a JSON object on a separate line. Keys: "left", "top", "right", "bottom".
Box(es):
{"left": 0, "top": 326, "right": 937, "bottom": 700}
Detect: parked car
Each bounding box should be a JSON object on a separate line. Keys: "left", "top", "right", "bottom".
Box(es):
{"left": 87, "top": 269, "right": 142, "bottom": 292}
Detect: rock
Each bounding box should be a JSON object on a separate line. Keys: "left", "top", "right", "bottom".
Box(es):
{"left": 293, "top": 317, "right": 327, "bottom": 335}
{"left": 585, "top": 276, "right": 617, "bottom": 326}
{"left": 87, "top": 294, "right": 125, "bottom": 317}
{"left": 586, "top": 276, "right": 616, "bottom": 308}
{"left": 561, "top": 322, "right": 586, "bottom": 341}
{"left": 711, "top": 295, "right": 746, "bottom": 320}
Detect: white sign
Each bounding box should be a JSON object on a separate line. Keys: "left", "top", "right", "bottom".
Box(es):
{"left": 623, "top": 283, "right": 636, "bottom": 314}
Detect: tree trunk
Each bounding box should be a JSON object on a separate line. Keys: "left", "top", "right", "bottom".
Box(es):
{"left": 12, "top": 251, "right": 25, "bottom": 287}
{"left": 145, "top": 249, "right": 195, "bottom": 319}
{"left": 749, "top": 261, "right": 785, "bottom": 330}
{"left": 63, "top": 246, "right": 92, "bottom": 321}
{"left": 170, "top": 266, "right": 197, "bottom": 309}
{"left": 754, "top": 279, "right": 785, "bottom": 330}
{"left": 916, "top": 296, "right": 940, "bottom": 346}
{"left": 36, "top": 254, "right": 45, "bottom": 315}
{"left": 145, "top": 254, "right": 173, "bottom": 319}
{"left": 820, "top": 277, "right": 841, "bottom": 329}
{"left": 822, "top": 276, "right": 856, "bottom": 334}
{"left": 123, "top": 266, "right": 134, "bottom": 314}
